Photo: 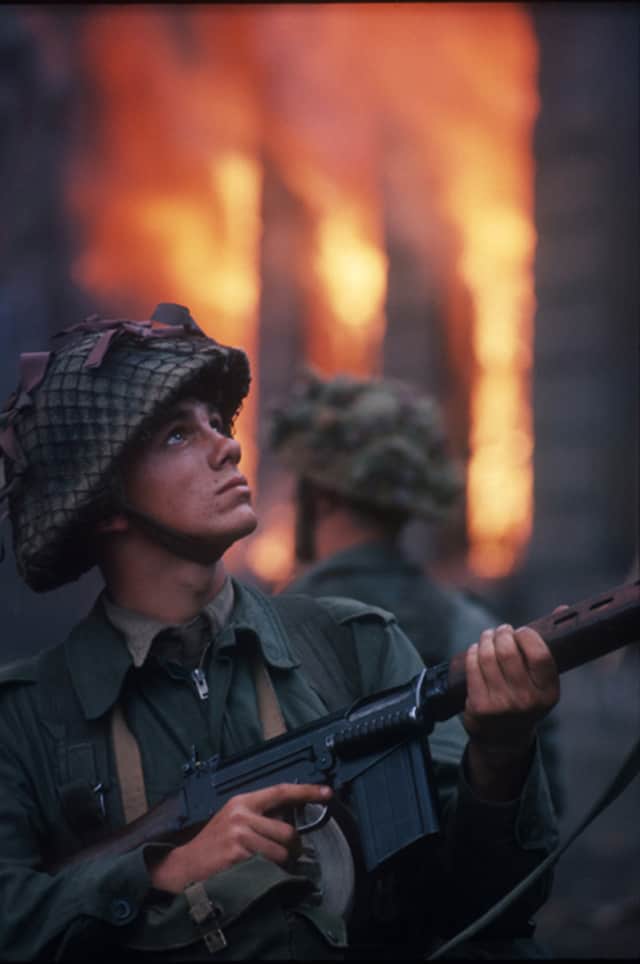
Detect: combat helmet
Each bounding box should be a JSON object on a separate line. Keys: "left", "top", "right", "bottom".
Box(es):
{"left": 270, "top": 369, "right": 462, "bottom": 523}
{"left": 0, "top": 303, "right": 250, "bottom": 592}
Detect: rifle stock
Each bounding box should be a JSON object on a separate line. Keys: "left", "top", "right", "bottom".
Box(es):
{"left": 45, "top": 579, "right": 639, "bottom": 874}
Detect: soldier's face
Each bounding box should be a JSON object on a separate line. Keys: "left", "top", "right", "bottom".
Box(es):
{"left": 121, "top": 397, "right": 257, "bottom": 558}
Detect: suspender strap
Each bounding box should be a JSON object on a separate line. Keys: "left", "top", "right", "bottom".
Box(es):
{"left": 250, "top": 649, "right": 288, "bottom": 739}
{"left": 427, "top": 734, "right": 640, "bottom": 960}
{"left": 268, "top": 592, "right": 360, "bottom": 709}
{"left": 110, "top": 703, "right": 149, "bottom": 824}
{"left": 109, "top": 643, "right": 286, "bottom": 828}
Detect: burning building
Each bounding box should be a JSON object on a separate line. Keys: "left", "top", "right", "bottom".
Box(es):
{"left": 0, "top": 4, "right": 637, "bottom": 956}
{"left": 0, "top": 0, "right": 636, "bottom": 635}
{"left": 54, "top": 3, "right": 543, "bottom": 587}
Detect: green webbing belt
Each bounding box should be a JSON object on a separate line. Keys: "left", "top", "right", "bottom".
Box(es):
{"left": 427, "top": 734, "right": 640, "bottom": 960}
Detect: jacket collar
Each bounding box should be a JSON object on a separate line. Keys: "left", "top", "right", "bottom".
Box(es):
{"left": 299, "top": 539, "right": 418, "bottom": 578}
{"left": 220, "top": 579, "right": 300, "bottom": 671}
{"left": 64, "top": 602, "right": 134, "bottom": 721}
{"left": 65, "top": 578, "right": 298, "bottom": 720}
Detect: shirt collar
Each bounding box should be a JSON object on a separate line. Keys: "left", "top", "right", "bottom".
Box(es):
{"left": 102, "top": 576, "right": 235, "bottom": 668}
{"left": 65, "top": 577, "right": 297, "bottom": 720}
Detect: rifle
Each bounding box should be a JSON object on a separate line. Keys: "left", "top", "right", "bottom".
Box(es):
{"left": 46, "top": 579, "right": 639, "bottom": 875}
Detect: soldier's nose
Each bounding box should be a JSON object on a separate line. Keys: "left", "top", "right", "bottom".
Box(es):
{"left": 207, "top": 431, "right": 241, "bottom": 467}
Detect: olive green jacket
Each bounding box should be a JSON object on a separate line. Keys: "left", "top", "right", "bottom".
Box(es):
{"left": 285, "top": 541, "right": 497, "bottom": 666}
{"left": 285, "top": 540, "right": 565, "bottom": 816}
{"left": 0, "top": 580, "right": 557, "bottom": 959}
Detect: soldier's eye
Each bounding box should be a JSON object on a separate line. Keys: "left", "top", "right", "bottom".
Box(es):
{"left": 165, "top": 425, "right": 187, "bottom": 446}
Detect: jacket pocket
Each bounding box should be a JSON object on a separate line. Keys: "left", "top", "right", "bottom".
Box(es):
{"left": 121, "top": 854, "right": 331, "bottom": 957}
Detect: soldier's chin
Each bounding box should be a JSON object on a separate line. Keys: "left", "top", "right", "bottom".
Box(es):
{"left": 226, "top": 509, "right": 259, "bottom": 545}
{"left": 194, "top": 510, "right": 258, "bottom": 562}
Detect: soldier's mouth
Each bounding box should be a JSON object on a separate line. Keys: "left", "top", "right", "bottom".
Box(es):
{"left": 217, "top": 474, "right": 249, "bottom": 496}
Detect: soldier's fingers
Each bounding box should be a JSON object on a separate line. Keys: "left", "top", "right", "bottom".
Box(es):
{"left": 465, "top": 638, "right": 493, "bottom": 710}
{"left": 246, "top": 783, "right": 332, "bottom": 815}
{"left": 493, "top": 624, "right": 531, "bottom": 689}
{"left": 514, "top": 627, "right": 559, "bottom": 695}
{"left": 239, "top": 827, "right": 292, "bottom": 866}
{"left": 249, "top": 812, "right": 301, "bottom": 850}
{"left": 475, "top": 627, "right": 518, "bottom": 697}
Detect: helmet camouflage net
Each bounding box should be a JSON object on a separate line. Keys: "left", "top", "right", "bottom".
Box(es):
{"left": 0, "top": 304, "right": 250, "bottom": 591}
{"left": 270, "top": 369, "right": 463, "bottom": 523}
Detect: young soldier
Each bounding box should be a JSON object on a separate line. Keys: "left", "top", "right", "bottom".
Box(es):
{"left": 0, "top": 304, "right": 559, "bottom": 960}
{"left": 270, "top": 370, "right": 564, "bottom": 817}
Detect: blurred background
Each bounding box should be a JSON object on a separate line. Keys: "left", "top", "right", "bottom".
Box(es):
{"left": 0, "top": 3, "right": 637, "bottom": 957}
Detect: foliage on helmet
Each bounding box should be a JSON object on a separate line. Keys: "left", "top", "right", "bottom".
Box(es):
{"left": 270, "top": 370, "right": 463, "bottom": 521}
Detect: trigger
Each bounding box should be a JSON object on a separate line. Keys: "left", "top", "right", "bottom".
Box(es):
{"left": 294, "top": 801, "right": 330, "bottom": 834}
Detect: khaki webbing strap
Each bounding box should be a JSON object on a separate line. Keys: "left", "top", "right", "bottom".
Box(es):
{"left": 109, "top": 649, "right": 284, "bottom": 827}
{"left": 184, "top": 881, "right": 227, "bottom": 953}
{"left": 249, "top": 645, "right": 357, "bottom": 920}
{"left": 250, "top": 650, "right": 287, "bottom": 739}
{"left": 110, "top": 703, "right": 149, "bottom": 824}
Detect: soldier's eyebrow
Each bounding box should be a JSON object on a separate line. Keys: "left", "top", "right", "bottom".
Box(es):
{"left": 138, "top": 398, "right": 224, "bottom": 446}
{"left": 161, "top": 398, "right": 220, "bottom": 423}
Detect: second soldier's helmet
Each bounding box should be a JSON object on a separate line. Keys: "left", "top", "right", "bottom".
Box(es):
{"left": 0, "top": 303, "right": 250, "bottom": 592}
{"left": 270, "top": 369, "right": 462, "bottom": 523}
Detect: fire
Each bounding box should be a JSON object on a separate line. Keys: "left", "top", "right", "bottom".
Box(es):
{"left": 427, "top": 13, "right": 538, "bottom": 578}
{"left": 245, "top": 500, "right": 296, "bottom": 590}
{"left": 59, "top": 3, "right": 538, "bottom": 584}
{"left": 65, "top": 8, "right": 264, "bottom": 581}
{"left": 307, "top": 207, "right": 388, "bottom": 375}
{"left": 314, "top": 212, "right": 387, "bottom": 333}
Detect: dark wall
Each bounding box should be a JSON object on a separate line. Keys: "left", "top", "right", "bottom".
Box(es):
{"left": 504, "top": 2, "right": 639, "bottom": 623}
{"left": 0, "top": 8, "right": 98, "bottom": 660}
{"left": 522, "top": 7, "right": 639, "bottom": 957}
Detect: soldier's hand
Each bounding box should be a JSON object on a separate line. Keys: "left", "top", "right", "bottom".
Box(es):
{"left": 148, "top": 783, "right": 332, "bottom": 894}
{"left": 462, "top": 624, "right": 559, "bottom": 801}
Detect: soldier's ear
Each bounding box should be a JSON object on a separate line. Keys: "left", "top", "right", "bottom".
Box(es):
{"left": 95, "top": 513, "right": 130, "bottom": 535}
{"left": 313, "top": 489, "right": 342, "bottom": 520}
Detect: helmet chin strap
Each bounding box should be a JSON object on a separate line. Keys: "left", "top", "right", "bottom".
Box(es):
{"left": 294, "top": 478, "right": 317, "bottom": 563}
{"left": 119, "top": 501, "right": 226, "bottom": 566}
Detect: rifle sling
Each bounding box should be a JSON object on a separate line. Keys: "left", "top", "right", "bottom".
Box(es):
{"left": 427, "top": 733, "right": 640, "bottom": 960}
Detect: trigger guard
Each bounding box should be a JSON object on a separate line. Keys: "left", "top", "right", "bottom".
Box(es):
{"left": 294, "top": 802, "right": 330, "bottom": 834}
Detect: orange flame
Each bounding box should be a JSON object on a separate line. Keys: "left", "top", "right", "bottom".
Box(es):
{"left": 65, "top": 3, "right": 537, "bottom": 584}
{"left": 66, "top": 9, "right": 263, "bottom": 576}
{"left": 245, "top": 498, "right": 297, "bottom": 590}
{"left": 308, "top": 206, "right": 388, "bottom": 374}
{"left": 350, "top": 3, "right": 538, "bottom": 577}
{"left": 423, "top": 11, "right": 538, "bottom": 577}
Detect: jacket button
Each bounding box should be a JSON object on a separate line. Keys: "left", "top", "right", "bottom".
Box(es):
{"left": 110, "top": 898, "right": 133, "bottom": 923}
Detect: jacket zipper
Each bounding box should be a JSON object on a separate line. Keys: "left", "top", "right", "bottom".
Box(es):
{"left": 191, "top": 639, "right": 212, "bottom": 700}
{"left": 191, "top": 666, "right": 209, "bottom": 700}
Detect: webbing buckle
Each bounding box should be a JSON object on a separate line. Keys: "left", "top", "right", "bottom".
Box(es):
{"left": 185, "top": 881, "right": 227, "bottom": 954}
